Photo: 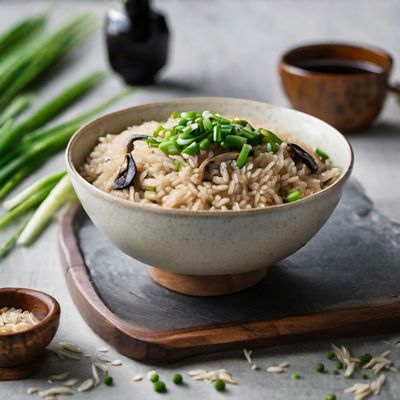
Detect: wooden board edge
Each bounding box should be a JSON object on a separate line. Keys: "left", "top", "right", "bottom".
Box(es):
{"left": 58, "top": 204, "right": 400, "bottom": 363}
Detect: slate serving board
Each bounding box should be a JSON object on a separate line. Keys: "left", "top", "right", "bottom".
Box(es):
{"left": 59, "top": 180, "right": 400, "bottom": 362}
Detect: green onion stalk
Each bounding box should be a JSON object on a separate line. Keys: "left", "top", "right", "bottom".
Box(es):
{"left": 0, "top": 14, "right": 97, "bottom": 110}
{"left": 17, "top": 175, "right": 76, "bottom": 246}
{"left": 0, "top": 71, "right": 106, "bottom": 157}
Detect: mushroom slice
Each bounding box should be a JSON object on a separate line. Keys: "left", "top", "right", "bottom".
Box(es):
{"left": 198, "top": 151, "right": 239, "bottom": 182}
{"left": 126, "top": 134, "right": 151, "bottom": 153}
{"left": 112, "top": 154, "right": 137, "bottom": 190}
{"left": 288, "top": 143, "right": 319, "bottom": 173}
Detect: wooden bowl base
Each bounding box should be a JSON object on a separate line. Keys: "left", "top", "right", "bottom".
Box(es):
{"left": 0, "top": 356, "right": 44, "bottom": 381}
{"left": 148, "top": 266, "right": 268, "bottom": 296}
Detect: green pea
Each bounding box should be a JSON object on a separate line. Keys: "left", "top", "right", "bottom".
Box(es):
{"left": 325, "top": 394, "right": 336, "bottom": 400}
{"left": 172, "top": 373, "right": 183, "bottom": 385}
{"left": 286, "top": 189, "right": 302, "bottom": 203}
{"left": 292, "top": 373, "right": 300, "bottom": 379}
{"left": 362, "top": 373, "right": 369, "bottom": 380}
{"left": 103, "top": 375, "right": 113, "bottom": 385}
{"left": 214, "top": 379, "right": 225, "bottom": 392}
{"left": 336, "top": 361, "right": 344, "bottom": 370}
{"left": 315, "top": 362, "right": 325, "bottom": 373}
{"left": 326, "top": 351, "right": 335, "bottom": 360}
{"left": 334, "top": 370, "right": 340, "bottom": 375}
{"left": 150, "top": 373, "right": 159, "bottom": 383}
{"left": 358, "top": 353, "right": 372, "bottom": 365}
{"left": 153, "top": 380, "right": 166, "bottom": 393}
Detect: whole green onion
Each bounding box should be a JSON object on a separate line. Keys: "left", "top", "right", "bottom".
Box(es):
{"left": 0, "top": 71, "right": 106, "bottom": 157}
{"left": 3, "top": 171, "right": 66, "bottom": 210}
{"left": 0, "top": 14, "right": 46, "bottom": 57}
{"left": 0, "top": 218, "right": 30, "bottom": 260}
{"left": 0, "top": 94, "right": 33, "bottom": 127}
{"left": 0, "top": 14, "right": 96, "bottom": 110}
{"left": 0, "top": 186, "right": 53, "bottom": 229}
{"left": 17, "top": 176, "right": 76, "bottom": 246}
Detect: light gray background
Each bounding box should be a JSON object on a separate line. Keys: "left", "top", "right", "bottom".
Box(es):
{"left": 1, "top": 1, "right": 400, "bottom": 399}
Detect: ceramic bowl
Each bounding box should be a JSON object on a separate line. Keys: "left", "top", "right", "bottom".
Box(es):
{"left": 66, "top": 98, "right": 353, "bottom": 276}
{"left": 0, "top": 288, "right": 60, "bottom": 379}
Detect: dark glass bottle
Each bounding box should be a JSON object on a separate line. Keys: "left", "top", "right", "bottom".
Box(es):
{"left": 105, "top": 0, "right": 169, "bottom": 85}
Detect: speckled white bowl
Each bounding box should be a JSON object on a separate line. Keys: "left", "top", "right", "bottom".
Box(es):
{"left": 66, "top": 98, "right": 353, "bottom": 276}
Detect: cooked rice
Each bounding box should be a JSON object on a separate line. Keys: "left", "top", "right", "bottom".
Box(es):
{"left": 81, "top": 119, "right": 341, "bottom": 211}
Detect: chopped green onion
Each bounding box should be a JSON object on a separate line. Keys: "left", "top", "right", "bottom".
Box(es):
{"left": 172, "top": 373, "right": 183, "bottom": 385}
{"left": 213, "top": 124, "right": 222, "bottom": 142}
{"left": 146, "top": 137, "right": 160, "bottom": 148}
{"left": 286, "top": 189, "right": 302, "bottom": 203}
{"left": 170, "top": 112, "right": 180, "bottom": 118}
{"left": 199, "top": 138, "right": 211, "bottom": 150}
{"left": 159, "top": 140, "right": 180, "bottom": 156}
{"left": 258, "top": 128, "right": 283, "bottom": 144}
{"left": 236, "top": 143, "right": 252, "bottom": 168}
{"left": 178, "top": 118, "right": 189, "bottom": 126}
{"left": 153, "top": 381, "right": 166, "bottom": 393}
{"left": 103, "top": 375, "right": 113, "bottom": 385}
{"left": 226, "top": 134, "right": 247, "bottom": 149}
{"left": 150, "top": 373, "right": 159, "bottom": 383}
{"left": 220, "top": 141, "right": 229, "bottom": 149}
{"left": 213, "top": 113, "right": 230, "bottom": 125}
{"left": 316, "top": 147, "right": 330, "bottom": 160}
{"left": 315, "top": 362, "right": 325, "bottom": 373}
{"left": 214, "top": 379, "right": 225, "bottom": 392}
{"left": 326, "top": 351, "right": 335, "bottom": 360}
{"left": 175, "top": 161, "right": 183, "bottom": 171}
{"left": 182, "top": 142, "right": 199, "bottom": 155}
{"left": 181, "top": 111, "right": 196, "bottom": 120}
{"left": 203, "top": 117, "right": 213, "bottom": 132}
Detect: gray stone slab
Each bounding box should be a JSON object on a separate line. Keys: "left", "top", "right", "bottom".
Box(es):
{"left": 77, "top": 180, "right": 400, "bottom": 331}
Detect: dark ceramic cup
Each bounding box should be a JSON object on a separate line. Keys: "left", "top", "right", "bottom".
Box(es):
{"left": 279, "top": 43, "right": 399, "bottom": 132}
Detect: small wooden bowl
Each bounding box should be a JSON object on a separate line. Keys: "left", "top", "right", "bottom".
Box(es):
{"left": 0, "top": 288, "right": 60, "bottom": 380}
{"left": 279, "top": 43, "right": 394, "bottom": 132}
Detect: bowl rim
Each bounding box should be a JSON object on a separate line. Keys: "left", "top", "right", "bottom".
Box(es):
{"left": 66, "top": 97, "right": 354, "bottom": 217}
{"left": 0, "top": 287, "right": 60, "bottom": 337}
{"left": 279, "top": 41, "right": 393, "bottom": 79}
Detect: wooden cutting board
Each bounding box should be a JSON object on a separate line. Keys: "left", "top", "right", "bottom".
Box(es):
{"left": 58, "top": 181, "right": 400, "bottom": 363}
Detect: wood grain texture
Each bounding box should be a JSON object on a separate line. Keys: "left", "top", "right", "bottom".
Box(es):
{"left": 58, "top": 182, "right": 400, "bottom": 363}
{"left": 279, "top": 43, "right": 392, "bottom": 132}
{"left": 148, "top": 266, "right": 268, "bottom": 296}
{"left": 0, "top": 288, "right": 60, "bottom": 380}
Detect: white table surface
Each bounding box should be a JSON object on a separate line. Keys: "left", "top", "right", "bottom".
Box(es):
{"left": 1, "top": 1, "right": 400, "bottom": 399}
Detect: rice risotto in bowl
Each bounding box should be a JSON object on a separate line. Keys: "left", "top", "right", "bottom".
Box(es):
{"left": 82, "top": 112, "right": 341, "bottom": 211}
{"left": 67, "top": 98, "right": 353, "bottom": 282}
